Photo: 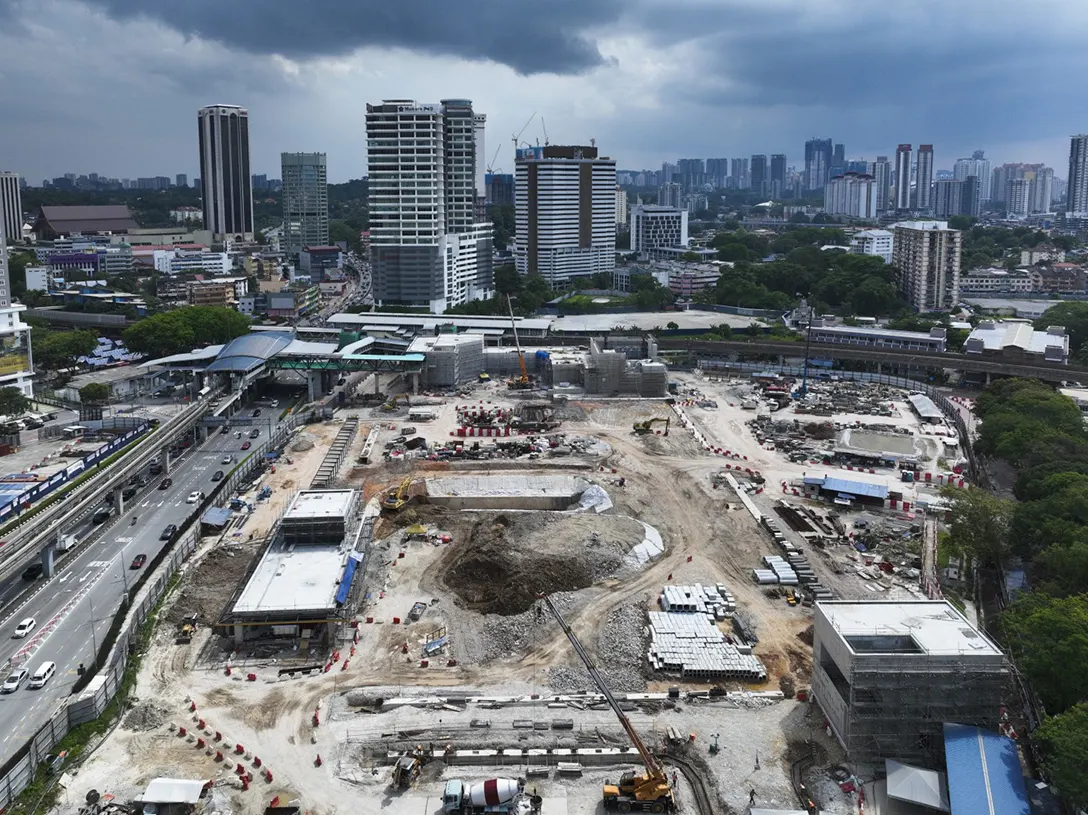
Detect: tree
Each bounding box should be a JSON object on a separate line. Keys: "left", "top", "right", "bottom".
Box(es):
{"left": 33, "top": 329, "right": 97, "bottom": 370}
{"left": 666, "top": 321, "right": 679, "bottom": 330}
{"left": 0, "top": 387, "right": 30, "bottom": 418}
{"left": 939, "top": 485, "right": 1014, "bottom": 564}
{"left": 78, "top": 382, "right": 111, "bottom": 404}
{"left": 1036, "top": 302, "right": 1088, "bottom": 353}
{"left": 1001, "top": 592, "right": 1088, "bottom": 713}
{"left": 1035, "top": 704, "right": 1088, "bottom": 808}
{"left": 490, "top": 204, "right": 515, "bottom": 250}
{"left": 123, "top": 306, "right": 250, "bottom": 358}
{"left": 493, "top": 264, "right": 519, "bottom": 296}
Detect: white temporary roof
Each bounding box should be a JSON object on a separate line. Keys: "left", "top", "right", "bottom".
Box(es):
{"left": 140, "top": 778, "right": 206, "bottom": 804}
{"left": 886, "top": 760, "right": 950, "bottom": 811}
{"left": 817, "top": 601, "right": 1003, "bottom": 657}
{"left": 283, "top": 489, "right": 356, "bottom": 521}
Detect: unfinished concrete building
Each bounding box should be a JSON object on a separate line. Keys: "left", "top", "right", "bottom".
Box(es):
{"left": 811, "top": 601, "right": 1009, "bottom": 767}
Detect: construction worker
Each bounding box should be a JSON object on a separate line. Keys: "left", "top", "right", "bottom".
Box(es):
{"left": 750, "top": 789, "right": 757, "bottom": 806}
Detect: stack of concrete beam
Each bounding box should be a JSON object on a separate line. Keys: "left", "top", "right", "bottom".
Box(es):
{"left": 786, "top": 552, "right": 816, "bottom": 584}
{"left": 755, "top": 555, "right": 799, "bottom": 585}
{"left": 659, "top": 583, "right": 735, "bottom": 620}
{"left": 648, "top": 611, "right": 766, "bottom": 680}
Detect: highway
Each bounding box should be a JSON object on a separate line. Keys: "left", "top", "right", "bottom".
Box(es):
{"left": 0, "top": 419, "right": 259, "bottom": 763}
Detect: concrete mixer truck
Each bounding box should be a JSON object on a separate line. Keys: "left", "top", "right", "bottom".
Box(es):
{"left": 441, "top": 778, "right": 542, "bottom": 814}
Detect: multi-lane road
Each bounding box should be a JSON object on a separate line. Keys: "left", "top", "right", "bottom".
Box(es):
{"left": 0, "top": 420, "right": 258, "bottom": 762}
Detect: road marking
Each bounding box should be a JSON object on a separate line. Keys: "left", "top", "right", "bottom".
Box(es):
{"left": 79, "top": 571, "right": 92, "bottom": 583}
{"left": 58, "top": 575, "right": 70, "bottom": 584}
{"left": 141, "top": 500, "right": 151, "bottom": 507}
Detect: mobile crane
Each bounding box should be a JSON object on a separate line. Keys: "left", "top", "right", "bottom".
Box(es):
{"left": 537, "top": 593, "right": 675, "bottom": 812}
{"left": 632, "top": 417, "right": 670, "bottom": 436}
{"left": 505, "top": 295, "right": 532, "bottom": 390}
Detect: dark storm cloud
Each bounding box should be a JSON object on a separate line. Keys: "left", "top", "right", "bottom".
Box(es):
{"left": 58, "top": 0, "right": 625, "bottom": 75}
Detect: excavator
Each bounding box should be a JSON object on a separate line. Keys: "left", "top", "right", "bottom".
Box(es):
{"left": 538, "top": 593, "right": 675, "bottom": 813}
{"left": 505, "top": 295, "right": 532, "bottom": 390}
{"left": 381, "top": 393, "right": 410, "bottom": 412}
{"left": 381, "top": 476, "right": 415, "bottom": 512}
{"left": 633, "top": 417, "right": 670, "bottom": 436}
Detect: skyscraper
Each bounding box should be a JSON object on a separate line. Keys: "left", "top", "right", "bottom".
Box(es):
{"left": 892, "top": 221, "right": 962, "bottom": 311}
{"left": 0, "top": 172, "right": 22, "bottom": 245}
{"left": 705, "top": 158, "right": 728, "bottom": 189}
{"left": 804, "top": 138, "right": 833, "bottom": 191}
{"left": 197, "top": 104, "right": 254, "bottom": 239}
{"left": 730, "top": 158, "right": 749, "bottom": 190}
{"left": 915, "top": 145, "right": 935, "bottom": 211}
{"left": 831, "top": 143, "right": 846, "bottom": 176}
{"left": 871, "top": 157, "right": 891, "bottom": 212}
{"left": 894, "top": 145, "right": 913, "bottom": 210}
{"left": 514, "top": 144, "right": 616, "bottom": 285}
{"left": 770, "top": 154, "right": 787, "bottom": 198}
{"left": 175, "top": 173, "right": 188, "bottom": 188}
{"left": 953, "top": 151, "right": 991, "bottom": 202}
{"left": 1067, "top": 135, "right": 1088, "bottom": 216}
{"left": 281, "top": 152, "right": 329, "bottom": 256}
{"left": 750, "top": 155, "right": 768, "bottom": 196}
{"left": 933, "top": 180, "right": 965, "bottom": 218}
{"left": 366, "top": 99, "right": 493, "bottom": 311}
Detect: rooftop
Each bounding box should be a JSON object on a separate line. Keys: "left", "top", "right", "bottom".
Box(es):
{"left": 283, "top": 489, "right": 357, "bottom": 522}
{"left": 818, "top": 601, "right": 1004, "bottom": 657}
{"left": 810, "top": 324, "right": 944, "bottom": 343}
{"left": 550, "top": 310, "right": 765, "bottom": 333}
{"left": 328, "top": 312, "right": 552, "bottom": 333}
{"left": 943, "top": 723, "right": 1030, "bottom": 815}
{"left": 36, "top": 204, "right": 139, "bottom": 234}
{"left": 804, "top": 475, "right": 890, "bottom": 500}
{"left": 964, "top": 320, "right": 1068, "bottom": 356}
{"left": 232, "top": 541, "right": 347, "bottom": 616}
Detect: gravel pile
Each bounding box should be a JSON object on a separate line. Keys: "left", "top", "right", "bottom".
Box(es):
{"left": 122, "top": 700, "right": 171, "bottom": 731}
{"left": 480, "top": 592, "right": 579, "bottom": 661}
{"left": 545, "top": 665, "right": 646, "bottom": 694}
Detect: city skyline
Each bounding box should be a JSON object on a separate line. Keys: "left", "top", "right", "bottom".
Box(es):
{"left": 0, "top": 0, "right": 1084, "bottom": 182}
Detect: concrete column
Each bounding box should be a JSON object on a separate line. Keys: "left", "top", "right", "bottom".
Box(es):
{"left": 41, "top": 544, "right": 55, "bottom": 579}
{"left": 234, "top": 624, "right": 245, "bottom": 647}
{"left": 114, "top": 486, "right": 125, "bottom": 514}
{"left": 161, "top": 444, "right": 172, "bottom": 474}
{"left": 373, "top": 373, "right": 381, "bottom": 396}
{"left": 195, "top": 424, "right": 206, "bottom": 443}
{"left": 411, "top": 372, "right": 419, "bottom": 395}
{"left": 326, "top": 621, "right": 336, "bottom": 646}
{"left": 307, "top": 371, "right": 322, "bottom": 402}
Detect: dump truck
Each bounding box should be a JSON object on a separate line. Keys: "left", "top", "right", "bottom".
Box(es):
{"left": 441, "top": 778, "right": 540, "bottom": 815}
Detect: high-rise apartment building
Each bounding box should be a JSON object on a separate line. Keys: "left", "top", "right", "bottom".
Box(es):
{"left": 1031, "top": 166, "right": 1054, "bottom": 214}
{"left": 485, "top": 173, "right": 514, "bottom": 208}
{"left": 804, "top": 138, "right": 833, "bottom": 191}
{"left": 730, "top": 158, "right": 749, "bottom": 190}
{"left": 0, "top": 172, "right": 22, "bottom": 244}
{"left": 894, "top": 145, "right": 913, "bottom": 210}
{"left": 992, "top": 163, "right": 1054, "bottom": 214}
{"left": 281, "top": 152, "right": 329, "bottom": 256}
{"left": 366, "top": 98, "right": 493, "bottom": 311}
{"left": 705, "top": 158, "right": 728, "bottom": 189}
{"left": 831, "top": 143, "right": 846, "bottom": 177}
{"left": 823, "top": 173, "right": 877, "bottom": 218}
{"left": 1067, "top": 135, "right": 1088, "bottom": 217}
{"left": 630, "top": 205, "right": 689, "bottom": 253}
{"left": 197, "top": 104, "right": 254, "bottom": 240}
{"left": 1005, "top": 179, "right": 1033, "bottom": 216}
{"left": 953, "top": 151, "right": 991, "bottom": 202}
{"left": 659, "top": 182, "right": 682, "bottom": 208}
{"left": 915, "top": 145, "right": 934, "bottom": 211}
{"left": 0, "top": 211, "right": 34, "bottom": 395}
{"left": 615, "top": 186, "right": 628, "bottom": 226}
{"left": 892, "top": 221, "right": 962, "bottom": 311}
{"left": 769, "top": 154, "right": 787, "bottom": 199}
{"left": 871, "top": 157, "right": 891, "bottom": 212}
{"left": 175, "top": 173, "right": 187, "bottom": 189}
{"left": 933, "top": 178, "right": 980, "bottom": 218}
{"left": 661, "top": 162, "right": 679, "bottom": 186}
{"left": 514, "top": 144, "right": 616, "bottom": 285}
{"left": 750, "top": 155, "right": 768, "bottom": 196}
{"left": 677, "top": 158, "right": 705, "bottom": 191}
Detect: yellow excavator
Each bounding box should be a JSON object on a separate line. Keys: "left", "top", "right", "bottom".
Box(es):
{"left": 505, "top": 295, "right": 532, "bottom": 390}
{"left": 381, "top": 393, "right": 410, "bottom": 412}
{"left": 381, "top": 476, "right": 415, "bottom": 512}
{"left": 538, "top": 593, "right": 675, "bottom": 813}
{"left": 633, "top": 417, "right": 670, "bottom": 436}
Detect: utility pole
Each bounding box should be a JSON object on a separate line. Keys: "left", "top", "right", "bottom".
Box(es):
{"left": 798, "top": 297, "right": 814, "bottom": 398}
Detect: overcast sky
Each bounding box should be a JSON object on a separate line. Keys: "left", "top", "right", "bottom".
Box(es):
{"left": 0, "top": 0, "right": 1085, "bottom": 184}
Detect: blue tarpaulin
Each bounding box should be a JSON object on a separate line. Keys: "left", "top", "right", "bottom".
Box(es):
{"left": 336, "top": 553, "right": 364, "bottom": 605}
{"left": 943, "top": 723, "right": 1030, "bottom": 815}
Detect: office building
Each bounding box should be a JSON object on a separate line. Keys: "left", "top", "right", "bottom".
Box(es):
{"left": 750, "top": 155, "right": 768, "bottom": 196}
{"left": 366, "top": 98, "right": 493, "bottom": 312}
{"left": 299, "top": 245, "right": 342, "bottom": 283}
{"left": 824, "top": 173, "right": 877, "bottom": 218}
{"left": 197, "top": 104, "right": 255, "bottom": 240}
{"left": 933, "top": 178, "right": 980, "bottom": 218}
{"left": 892, "top": 220, "right": 962, "bottom": 311}
{"left": 870, "top": 157, "right": 891, "bottom": 212}
{"left": 953, "top": 151, "right": 991, "bottom": 202}
{"left": 0, "top": 172, "right": 21, "bottom": 245}
{"left": 915, "top": 145, "right": 934, "bottom": 210}
{"left": 514, "top": 144, "right": 616, "bottom": 286}
{"left": 849, "top": 229, "right": 894, "bottom": 264}
{"left": 804, "top": 138, "right": 833, "bottom": 191}
{"left": 769, "top": 154, "right": 786, "bottom": 199}
{"left": 812, "top": 601, "right": 1008, "bottom": 765}
{"left": 615, "top": 187, "right": 628, "bottom": 226}
{"left": 280, "top": 152, "right": 329, "bottom": 256}
{"left": 730, "top": 158, "right": 749, "bottom": 190}
{"left": 630, "top": 205, "right": 689, "bottom": 255}
{"left": 659, "top": 182, "right": 682, "bottom": 208}
{"left": 1066, "top": 134, "right": 1088, "bottom": 216}
{"left": 485, "top": 173, "right": 514, "bottom": 208}
{"left": 894, "top": 145, "right": 912, "bottom": 210}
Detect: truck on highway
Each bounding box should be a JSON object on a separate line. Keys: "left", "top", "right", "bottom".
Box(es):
{"left": 57, "top": 534, "right": 78, "bottom": 553}
{"left": 442, "top": 779, "right": 540, "bottom": 815}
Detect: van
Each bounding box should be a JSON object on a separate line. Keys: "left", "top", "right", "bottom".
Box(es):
{"left": 28, "top": 661, "right": 55, "bottom": 689}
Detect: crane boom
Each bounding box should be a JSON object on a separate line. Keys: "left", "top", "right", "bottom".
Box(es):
{"left": 506, "top": 295, "right": 528, "bottom": 383}
{"left": 538, "top": 593, "right": 665, "bottom": 778}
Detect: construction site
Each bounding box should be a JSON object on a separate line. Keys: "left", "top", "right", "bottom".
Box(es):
{"left": 55, "top": 364, "right": 1009, "bottom": 815}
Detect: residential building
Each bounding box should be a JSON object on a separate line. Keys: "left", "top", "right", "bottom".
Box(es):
{"left": 197, "top": 104, "right": 255, "bottom": 240}
{"left": 170, "top": 206, "right": 202, "bottom": 223}
{"left": 0, "top": 172, "right": 22, "bottom": 244}
{"left": 1020, "top": 246, "right": 1065, "bottom": 265}
{"left": 915, "top": 145, "right": 934, "bottom": 210}
{"left": 630, "top": 205, "right": 689, "bottom": 255}
{"left": 750, "top": 155, "right": 767, "bottom": 196}
{"left": 677, "top": 158, "right": 705, "bottom": 190}
{"left": 812, "top": 600, "right": 1008, "bottom": 765}
{"left": 1066, "top": 134, "right": 1088, "bottom": 217}
{"left": 891, "top": 220, "right": 962, "bottom": 311}
{"left": 175, "top": 173, "right": 187, "bottom": 188}
{"left": 705, "top": 158, "right": 728, "bottom": 188}
{"left": 280, "top": 152, "right": 329, "bottom": 256}
{"left": 188, "top": 280, "right": 240, "bottom": 307}
{"left": 933, "top": 178, "right": 980, "bottom": 218}
{"left": 152, "top": 248, "right": 231, "bottom": 276}
{"left": 871, "top": 157, "right": 891, "bottom": 212}
{"left": 615, "top": 186, "right": 628, "bottom": 226}
{"left": 804, "top": 138, "right": 833, "bottom": 191}
{"left": 658, "top": 182, "right": 682, "bottom": 208}
{"left": 807, "top": 322, "right": 948, "bottom": 353}
{"left": 849, "top": 229, "right": 893, "bottom": 264}
{"left": 366, "top": 98, "right": 493, "bottom": 311}
{"left": 823, "top": 173, "right": 877, "bottom": 218}
{"left": 514, "top": 144, "right": 616, "bottom": 286}
{"left": 1005, "top": 178, "right": 1033, "bottom": 216}
{"left": 769, "top": 154, "right": 786, "bottom": 198}
{"left": 730, "top": 158, "right": 749, "bottom": 190}
{"left": 1031, "top": 166, "right": 1054, "bottom": 213}
{"left": 299, "top": 245, "right": 342, "bottom": 283}
{"left": 485, "top": 173, "right": 514, "bottom": 207}
{"left": 1036, "top": 262, "right": 1086, "bottom": 294}
{"left": 964, "top": 320, "right": 1069, "bottom": 365}
{"left": 894, "top": 145, "right": 912, "bottom": 210}
{"left": 958, "top": 267, "right": 1035, "bottom": 294}
{"left": 831, "top": 143, "right": 846, "bottom": 177}
{"left": 953, "top": 150, "right": 992, "bottom": 201}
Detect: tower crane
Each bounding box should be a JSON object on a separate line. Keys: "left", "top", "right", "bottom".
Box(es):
{"left": 538, "top": 593, "right": 675, "bottom": 812}
{"left": 511, "top": 112, "right": 537, "bottom": 152}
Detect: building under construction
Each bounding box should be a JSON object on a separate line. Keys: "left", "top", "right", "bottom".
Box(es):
{"left": 811, "top": 600, "right": 1010, "bottom": 767}
{"left": 221, "top": 489, "right": 364, "bottom": 647}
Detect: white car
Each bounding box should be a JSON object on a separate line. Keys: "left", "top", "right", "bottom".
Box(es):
{"left": 1, "top": 667, "right": 28, "bottom": 692}
{"left": 186, "top": 491, "right": 204, "bottom": 504}
{"left": 28, "top": 661, "right": 55, "bottom": 689}
{"left": 12, "top": 618, "right": 35, "bottom": 638}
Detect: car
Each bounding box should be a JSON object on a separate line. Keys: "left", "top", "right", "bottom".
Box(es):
{"left": 160, "top": 524, "right": 177, "bottom": 540}
{"left": 211, "top": 470, "right": 224, "bottom": 481}
{"left": 221, "top": 455, "right": 234, "bottom": 465}
{"left": 249, "top": 428, "right": 260, "bottom": 438}
{"left": 159, "top": 478, "right": 173, "bottom": 490}
{"left": 221, "top": 426, "right": 231, "bottom": 434}
{"left": 27, "top": 662, "right": 56, "bottom": 689}
{"left": 91, "top": 506, "right": 112, "bottom": 524}
{"left": 122, "top": 486, "right": 137, "bottom": 500}
{"left": 130, "top": 554, "right": 147, "bottom": 569}
{"left": 149, "top": 462, "right": 163, "bottom": 475}
{"left": 269, "top": 399, "right": 279, "bottom": 408}
{"left": 186, "top": 491, "right": 204, "bottom": 504}
{"left": 241, "top": 441, "right": 251, "bottom": 450}
{"left": 21, "top": 564, "right": 43, "bottom": 581}
{"left": 12, "top": 618, "right": 35, "bottom": 638}
{"left": 252, "top": 408, "right": 262, "bottom": 417}
{"left": 2, "top": 667, "right": 28, "bottom": 693}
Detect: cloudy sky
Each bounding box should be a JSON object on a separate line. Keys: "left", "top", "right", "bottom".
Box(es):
{"left": 0, "top": 0, "right": 1084, "bottom": 184}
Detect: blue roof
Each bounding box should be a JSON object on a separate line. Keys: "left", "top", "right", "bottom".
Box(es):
{"left": 943, "top": 723, "right": 1030, "bottom": 815}
{"left": 205, "top": 331, "right": 295, "bottom": 373}
{"left": 804, "top": 475, "right": 888, "bottom": 499}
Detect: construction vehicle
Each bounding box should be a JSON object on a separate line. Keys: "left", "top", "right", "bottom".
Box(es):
{"left": 538, "top": 593, "right": 675, "bottom": 812}
{"left": 442, "top": 778, "right": 540, "bottom": 814}
{"left": 633, "top": 417, "right": 670, "bottom": 436}
{"left": 505, "top": 296, "right": 532, "bottom": 390}
{"left": 382, "top": 476, "right": 415, "bottom": 512}
{"left": 390, "top": 750, "right": 425, "bottom": 789}
{"left": 478, "top": 372, "right": 491, "bottom": 382}
{"left": 408, "top": 601, "right": 427, "bottom": 621}
{"left": 175, "top": 614, "right": 198, "bottom": 645}
{"left": 381, "top": 393, "right": 411, "bottom": 412}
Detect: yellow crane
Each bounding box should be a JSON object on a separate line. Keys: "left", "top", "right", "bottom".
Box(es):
{"left": 381, "top": 476, "right": 415, "bottom": 512}
{"left": 633, "top": 417, "right": 670, "bottom": 436}
{"left": 538, "top": 593, "right": 675, "bottom": 813}
{"left": 505, "top": 295, "right": 532, "bottom": 390}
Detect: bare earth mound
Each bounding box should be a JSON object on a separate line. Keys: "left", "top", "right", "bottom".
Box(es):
{"left": 439, "top": 511, "right": 647, "bottom": 615}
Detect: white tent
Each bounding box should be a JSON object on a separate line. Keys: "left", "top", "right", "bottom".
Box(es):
{"left": 139, "top": 778, "right": 207, "bottom": 804}
{"left": 886, "top": 759, "right": 950, "bottom": 812}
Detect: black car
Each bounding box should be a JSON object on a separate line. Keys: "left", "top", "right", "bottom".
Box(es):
{"left": 249, "top": 428, "right": 260, "bottom": 438}
{"left": 158, "top": 478, "right": 172, "bottom": 490}
{"left": 91, "top": 506, "right": 112, "bottom": 524}
{"left": 211, "top": 470, "right": 224, "bottom": 481}
{"left": 21, "top": 564, "right": 43, "bottom": 581}
{"left": 252, "top": 408, "right": 262, "bottom": 417}
{"left": 122, "top": 486, "right": 138, "bottom": 500}
{"left": 160, "top": 524, "right": 177, "bottom": 541}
